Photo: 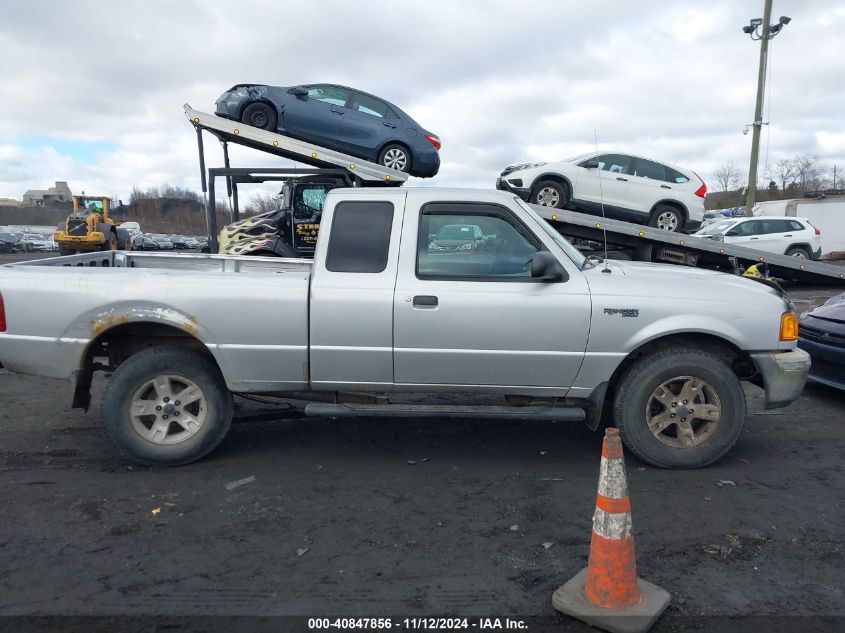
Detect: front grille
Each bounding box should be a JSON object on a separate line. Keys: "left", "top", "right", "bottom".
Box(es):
{"left": 799, "top": 324, "right": 845, "bottom": 349}
{"left": 67, "top": 218, "right": 88, "bottom": 236}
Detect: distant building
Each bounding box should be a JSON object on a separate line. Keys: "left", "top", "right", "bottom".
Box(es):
{"left": 22, "top": 181, "right": 72, "bottom": 206}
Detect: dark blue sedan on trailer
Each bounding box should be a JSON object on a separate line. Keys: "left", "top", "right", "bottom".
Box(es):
{"left": 798, "top": 291, "right": 845, "bottom": 390}
{"left": 215, "top": 83, "right": 440, "bottom": 178}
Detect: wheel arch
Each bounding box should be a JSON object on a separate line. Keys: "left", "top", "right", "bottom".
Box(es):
{"left": 596, "top": 332, "right": 754, "bottom": 428}
{"left": 531, "top": 173, "right": 573, "bottom": 198}
{"left": 784, "top": 242, "right": 812, "bottom": 255}
{"left": 72, "top": 316, "right": 221, "bottom": 411}
{"left": 238, "top": 98, "right": 280, "bottom": 122}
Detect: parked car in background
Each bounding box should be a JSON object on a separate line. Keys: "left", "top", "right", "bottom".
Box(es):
{"left": 694, "top": 216, "right": 822, "bottom": 259}
{"left": 215, "top": 83, "right": 440, "bottom": 177}
{"left": 155, "top": 237, "right": 175, "bottom": 250}
{"left": 0, "top": 231, "right": 19, "bottom": 253}
{"left": 429, "top": 224, "right": 484, "bottom": 253}
{"left": 798, "top": 291, "right": 845, "bottom": 390}
{"left": 170, "top": 235, "right": 189, "bottom": 249}
{"left": 19, "top": 233, "right": 57, "bottom": 252}
{"left": 496, "top": 151, "right": 706, "bottom": 232}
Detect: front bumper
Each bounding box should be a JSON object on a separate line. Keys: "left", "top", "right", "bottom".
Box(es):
{"left": 749, "top": 349, "right": 811, "bottom": 408}
{"left": 496, "top": 177, "right": 531, "bottom": 202}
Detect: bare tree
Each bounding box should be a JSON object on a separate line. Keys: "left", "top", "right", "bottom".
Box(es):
{"left": 770, "top": 159, "right": 796, "bottom": 196}
{"left": 793, "top": 153, "right": 819, "bottom": 194}
{"left": 241, "top": 191, "right": 281, "bottom": 217}
{"left": 713, "top": 161, "right": 742, "bottom": 194}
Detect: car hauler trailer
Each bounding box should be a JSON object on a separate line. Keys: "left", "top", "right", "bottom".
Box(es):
{"left": 531, "top": 204, "right": 845, "bottom": 286}
{"left": 185, "top": 104, "right": 843, "bottom": 285}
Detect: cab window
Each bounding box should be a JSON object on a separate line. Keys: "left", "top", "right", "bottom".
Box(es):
{"left": 417, "top": 203, "right": 540, "bottom": 280}
{"left": 306, "top": 85, "right": 351, "bottom": 107}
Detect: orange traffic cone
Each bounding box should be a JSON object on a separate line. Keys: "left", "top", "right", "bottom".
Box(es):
{"left": 552, "top": 428, "right": 670, "bottom": 633}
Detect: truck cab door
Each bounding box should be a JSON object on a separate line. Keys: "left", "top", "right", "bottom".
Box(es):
{"left": 392, "top": 194, "right": 591, "bottom": 394}
{"left": 309, "top": 190, "right": 407, "bottom": 389}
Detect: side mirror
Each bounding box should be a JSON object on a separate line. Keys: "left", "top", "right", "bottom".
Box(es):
{"left": 531, "top": 251, "right": 568, "bottom": 282}
{"left": 290, "top": 86, "right": 308, "bottom": 98}
{"left": 581, "top": 160, "right": 600, "bottom": 169}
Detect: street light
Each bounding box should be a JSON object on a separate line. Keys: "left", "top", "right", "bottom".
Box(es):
{"left": 743, "top": 2, "right": 791, "bottom": 215}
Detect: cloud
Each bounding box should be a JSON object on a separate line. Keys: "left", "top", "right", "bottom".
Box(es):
{"left": 0, "top": 0, "right": 842, "bottom": 201}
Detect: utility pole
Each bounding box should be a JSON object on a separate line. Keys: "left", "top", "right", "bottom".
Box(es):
{"left": 742, "top": 2, "right": 790, "bottom": 216}
{"left": 744, "top": 0, "right": 772, "bottom": 216}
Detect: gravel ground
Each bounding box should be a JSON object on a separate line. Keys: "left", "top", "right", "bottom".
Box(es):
{"left": 0, "top": 253, "right": 843, "bottom": 632}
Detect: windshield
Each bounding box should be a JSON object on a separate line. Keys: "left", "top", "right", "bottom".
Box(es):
{"left": 293, "top": 185, "right": 330, "bottom": 220}
{"left": 78, "top": 198, "right": 104, "bottom": 213}
{"left": 697, "top": 220, "right": 738, "bottom": 236}
{"left": 515, "top": 199, "right": 586, "bottom": 268}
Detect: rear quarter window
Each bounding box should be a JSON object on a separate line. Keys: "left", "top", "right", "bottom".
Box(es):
{"left": 325, "top": 201, "right": 394, "bottom": 273}
{"left": 666, "top": 167, "right": 689, "bottom": 183}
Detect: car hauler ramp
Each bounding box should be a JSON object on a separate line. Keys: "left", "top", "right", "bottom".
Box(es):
{"left": 184, "top": 104, "right": 408, "bottom": 185}
{"left": 530, "top": 204, "right": 845, "bottom": 286}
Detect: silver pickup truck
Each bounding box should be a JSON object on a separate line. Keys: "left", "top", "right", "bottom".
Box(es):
{"left": 0, "top": 188, "right": 810, "bottom": 468}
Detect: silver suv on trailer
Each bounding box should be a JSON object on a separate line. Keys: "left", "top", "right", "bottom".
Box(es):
{"left": 0, "top": 188, "right": 808, "bottom": 469}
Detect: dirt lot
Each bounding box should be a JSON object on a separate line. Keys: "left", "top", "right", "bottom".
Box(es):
{"left": 0, "top": 253, "right": 843, "bottom": 632}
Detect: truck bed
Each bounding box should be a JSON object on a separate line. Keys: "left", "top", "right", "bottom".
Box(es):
{"left": 0, "top": 251, "right": 312, "bottom": 391}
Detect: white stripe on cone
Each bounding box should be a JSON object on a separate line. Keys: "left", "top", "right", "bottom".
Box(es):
{"left": 592, "top": 507, "right": 633, "bottom": 540}
{"left": 597, "top": 456, "right": 628, "bottom": 500}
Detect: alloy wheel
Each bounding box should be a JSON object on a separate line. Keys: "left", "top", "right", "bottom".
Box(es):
{"left": 645, "top": 375, "right": 721, "bottom": 448}
{"left": 129, "top": 374, "right": 208, "bottom": 445}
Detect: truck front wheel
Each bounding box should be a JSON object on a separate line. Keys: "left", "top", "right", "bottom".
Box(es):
{"left": 612, "top": 348, "right": 746, "bottom": 469}
{"left": 101, "top": 347, "right": 233, "bottom": 466}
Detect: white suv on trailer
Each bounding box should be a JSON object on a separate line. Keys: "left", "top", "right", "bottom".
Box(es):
{"left": 496, "top": 151, "right": 706, "bottom": 232}
{"left": 694, "top": 216, "right": 822, "bottom": 259}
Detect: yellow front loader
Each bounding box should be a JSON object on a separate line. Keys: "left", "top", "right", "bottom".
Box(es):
{"left": 54, "top": 195, "right": 133, "bottom": 255}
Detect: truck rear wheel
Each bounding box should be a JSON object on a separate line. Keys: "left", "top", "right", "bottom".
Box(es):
{"left": 101, "top": 347, "right": 233, "bottom": 466}
{"left": 612, "top": 348, "right": 746, "bottom": 469}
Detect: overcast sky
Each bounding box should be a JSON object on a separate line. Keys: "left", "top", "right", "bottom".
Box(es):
{"left": 0, "top": 0, "right": 843, "bottom": 202}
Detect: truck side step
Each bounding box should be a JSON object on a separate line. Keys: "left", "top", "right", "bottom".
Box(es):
{"left": 304, "top": 403, "right": 585, "bottom": 421}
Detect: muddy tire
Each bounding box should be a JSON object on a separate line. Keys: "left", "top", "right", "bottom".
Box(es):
{"left": 101, "top": 347, "right": 233, "bottom": 466}
{"left": 612, "top": 347, "right": 746, "bottom": 469}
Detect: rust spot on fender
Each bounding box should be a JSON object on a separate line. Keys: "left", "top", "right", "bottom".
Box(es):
{"left": 91, "top": 313, "right": 130, "bottom": 337}
{"left": 89, "top": 308, "right": 200, "bottom": 338}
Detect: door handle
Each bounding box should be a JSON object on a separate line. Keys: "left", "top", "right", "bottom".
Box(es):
{"left": 412, "top": 295, "right": 438, "bottom": 307}
{"left": 660, "top": 185, "right": 671, "bottom": 189}
{"left": 330, "top": 107, "right": 344, "bottom": 114}
{"left": 784, "top": 234, "right": 792, "bottom": 237}
{"left": 750, "top": 237, "right": 759, "bottom": 240}
{"left": 616, "top": 177, "right": 628, "bottom": 181}
{"left": 383, "top": 121, "right": 398, "bottom": 128}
